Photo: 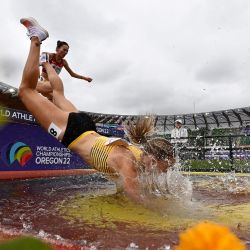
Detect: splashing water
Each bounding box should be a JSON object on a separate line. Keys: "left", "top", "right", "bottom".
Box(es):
{"left": 166, "top": 165, "right": 193, "bottom": 200}
{"left": 216, "top": 172, "right": 250, "bottom": 194}
{"left": 138, "top": 162, "right": 193, "bottom": 201}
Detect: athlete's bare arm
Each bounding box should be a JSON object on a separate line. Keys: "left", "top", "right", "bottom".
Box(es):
{"left": 63, "top": 59, "right": 92, "bottom": 82}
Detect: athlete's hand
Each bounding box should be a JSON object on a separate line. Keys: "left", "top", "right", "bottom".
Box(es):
{"left": 85, "top": 77, "right": 93, "bottom": 83}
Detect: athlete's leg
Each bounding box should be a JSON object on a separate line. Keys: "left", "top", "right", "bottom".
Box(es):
{"left": 36, "top": 80, "right": 53, "bottom": 100}
{"left": 42, "top": 62, "right": 78, "bottom": 112}
{"left": 19, "top": 19, "right": 69, "bottom": 140}
{"left": 19, "top": 38, "right": 40, "bottom": 90}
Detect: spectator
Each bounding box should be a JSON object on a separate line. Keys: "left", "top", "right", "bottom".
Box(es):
{"left": 171, "top": 119, "right": 188, "bottom": 144}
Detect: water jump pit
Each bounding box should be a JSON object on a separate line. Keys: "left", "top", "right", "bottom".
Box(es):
{"left": 0, "top": 83, "right": 250, "bottom": 249}
{"left": 0, "top": 171, "right": 249, "bottom": 249}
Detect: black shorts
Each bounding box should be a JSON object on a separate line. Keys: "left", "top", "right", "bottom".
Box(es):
{"left": 61, "top": 112, "right": 97, "bottom": 147}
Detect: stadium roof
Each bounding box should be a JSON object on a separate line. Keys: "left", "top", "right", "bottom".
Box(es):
{"left": 1, "top": 81, "right": 250, "bottom": 132}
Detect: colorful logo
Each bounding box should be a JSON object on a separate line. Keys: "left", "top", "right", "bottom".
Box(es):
{"left": 1, "top": 142, "right": 32, "bottom": 166}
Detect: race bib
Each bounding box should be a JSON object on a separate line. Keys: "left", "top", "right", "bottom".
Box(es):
{"left": 48, "top": 122, "right": 62, "bottom": 139}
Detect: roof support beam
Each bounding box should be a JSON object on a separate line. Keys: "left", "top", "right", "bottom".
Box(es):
{"left": 192, "top": 115, "right": 197, "bottom": 129}
{"left": 222, "top": 112, "right": 231, "bottom": 127}
{"left": 202, "top": 114, "right": 208, "bottom": 130}
{"left": 212, "top": 113, "right": 219, "bottom": 127}
{"left": 232, "top": 110, "right": 243, "bottom": 126}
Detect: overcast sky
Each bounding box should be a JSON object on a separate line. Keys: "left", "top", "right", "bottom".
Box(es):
{"left": 1, "top": 0, "right": 250, "bottom": 115}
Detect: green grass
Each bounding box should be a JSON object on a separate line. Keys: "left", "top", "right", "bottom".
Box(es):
{"left": 182, "top": 159, "right": 250, "bottom": 173}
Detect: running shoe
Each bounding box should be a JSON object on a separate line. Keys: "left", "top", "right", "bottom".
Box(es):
{"left": 39, "top": 52, "right": 49, "bottom": 65}
{"left": 20, "top": 17, "right": 49, "bottom": 42}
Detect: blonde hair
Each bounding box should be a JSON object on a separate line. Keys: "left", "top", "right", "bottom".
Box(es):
{"left": 123, "top": 115, "right": 155, "bottom": 144}
{"left": 144, "top": 137, "right": 174, "bottom": 161}
{"left": 124, "top": 116, "right": 174, "bottom": 161}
